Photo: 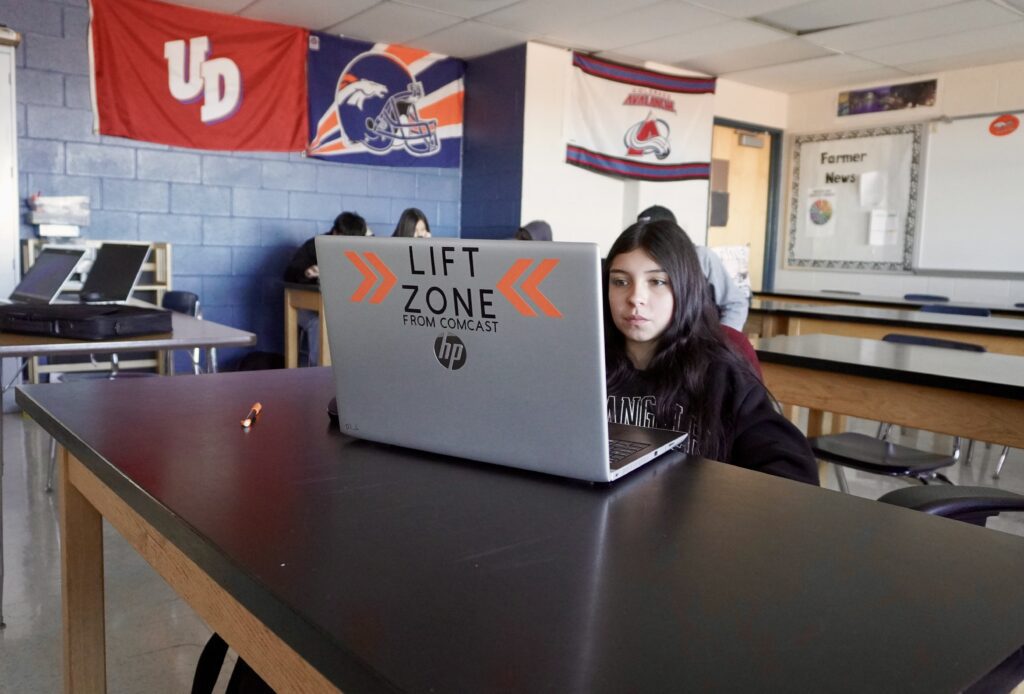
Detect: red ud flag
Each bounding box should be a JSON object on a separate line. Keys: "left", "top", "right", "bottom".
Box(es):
{"left": 89, "top": 0, "right": 308, "bottom": 151}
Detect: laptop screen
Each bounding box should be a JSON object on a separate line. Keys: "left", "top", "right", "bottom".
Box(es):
{"left": 79, "top": 243, "right": 150, "bottom": 302}
{"left": 10, "top": 247, "right": 85, "bottom": 303}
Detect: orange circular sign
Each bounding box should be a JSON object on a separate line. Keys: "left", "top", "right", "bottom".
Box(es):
{"left": 989, "top": 114, "right": 1019, "bottom": 136}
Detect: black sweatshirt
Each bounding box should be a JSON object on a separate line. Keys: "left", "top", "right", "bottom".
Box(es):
{"left": 283, "top": 236, "right": 320, "bottom": 284}
{"left": 607, "top": 360, "right": 819, "bottom": 485}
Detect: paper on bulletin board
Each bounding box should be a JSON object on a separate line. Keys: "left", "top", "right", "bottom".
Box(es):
{"left": 868, "top": 209, "right": 898, "bottom": 245}
{"left": 805, "top": 188, "right": 837, "bottom": 237}
{"left": 859, "top": 171, "right": 887, "bottom": 207}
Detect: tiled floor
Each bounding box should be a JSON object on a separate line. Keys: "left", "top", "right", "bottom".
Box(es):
{"left": 0, "top": 411, "right": 1021, "bottom": 692}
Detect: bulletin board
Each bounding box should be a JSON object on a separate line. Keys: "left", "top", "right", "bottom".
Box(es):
{"left": 786, "top": 124, "right": 922, "bottom": 272}
{"left": 916, "top": 113, "right": 1024, "bottom": 274}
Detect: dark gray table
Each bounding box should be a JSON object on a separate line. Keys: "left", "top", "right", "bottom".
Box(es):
{"left": 0, "top": 311, "right": 255, "bottom": 626}
{"left": 755, "top": 289, "right": 1024, "bottom": 317}
{"left": 748, "top": 299, "right": 1024, "bottom": 355}
{"left": 17, "top": 367, "right": 1024, "bottom": 692}
{"left": 755, "top": 333, "right": 1024, "bottom": 442}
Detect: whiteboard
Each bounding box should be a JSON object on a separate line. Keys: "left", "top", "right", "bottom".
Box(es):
{"left": 917, "top": 114, "right": 1024, "bottom": 273}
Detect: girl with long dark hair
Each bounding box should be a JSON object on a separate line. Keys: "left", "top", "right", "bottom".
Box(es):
{"left": 392, "top": 207, "right": 431, "bottom": 238}
{"left": 604, "top": 219, "right": 817, "bottom": 484}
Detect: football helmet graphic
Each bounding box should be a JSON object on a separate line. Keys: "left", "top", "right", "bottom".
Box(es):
{"left": 334, "top": 53, "right": 439, "bottom": 156}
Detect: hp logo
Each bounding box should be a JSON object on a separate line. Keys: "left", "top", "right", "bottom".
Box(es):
{"left": 433, "top": 334, "right": 466, "bottom": 370}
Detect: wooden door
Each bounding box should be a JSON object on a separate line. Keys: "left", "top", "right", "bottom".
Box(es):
{"left": 708, "top": 124, "right": 771, "bottom": 291}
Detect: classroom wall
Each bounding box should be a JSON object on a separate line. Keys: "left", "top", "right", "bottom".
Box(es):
{"left": 460, "top": 44, "right": 526, "bottom": 240}
{"left": 11, "top": 0, "right": 462, "bottom": 367}
{"left": 520, "top": 42, "right": 713, "bottom": 253}
{"left": 776, "top": 59, "right": 1024, "bottom": 303}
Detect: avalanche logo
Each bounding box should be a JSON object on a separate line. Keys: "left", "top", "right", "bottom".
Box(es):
{"left": 164, "top": 36, "right": 242, "bottom": 125}
{"left": 623, "top": 111, "right": 670, "bottom": 160}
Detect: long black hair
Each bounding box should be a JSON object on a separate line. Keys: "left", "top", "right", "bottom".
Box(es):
{"left": 604, "top": 219, "right": 752, "bottom": 456}
{"left": 392, "top": 207, "right": 430, "bottom": 237}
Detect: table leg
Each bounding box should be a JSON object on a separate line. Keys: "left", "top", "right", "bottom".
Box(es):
{"left": 319, "top": 299, "right": 331, "bottom": 367}
{"left": 60, "top": 448, "right": 107, "bottom": 692}
{"left": 1, "top": 357, "right": 5, "bottom": 627}
{"left": 807, "top": 409, "right": 826, "bottom": 438}
{"left": 285, "top": 292, "right": 299, "bottom": 369}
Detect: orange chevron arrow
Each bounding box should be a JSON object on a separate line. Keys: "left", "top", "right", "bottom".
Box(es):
{"left": 497, "top": 258, "right": 537, "bottom": 317}
{"left": 345, "top": 251, "right": 376, "bottom": 302}
{"left": 364, "top": 252, "right": 396, "bottom": 303}
{"left": 521, "top": 258, "right": 562, "bottom": 318}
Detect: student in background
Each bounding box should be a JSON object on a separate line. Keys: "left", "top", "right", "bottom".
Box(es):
{"left": 392, "top": 207, "right": 431, "bottom": 238}
{"left": 637, "top": 205, "right": 748, "bottom": 332}
{"left": 284, "top": 211, "right": 367, "bottom": 365}
{"left": 284, "top": 212, "right": 368, "bottom": 284}
{"left": 514, "top": 220, "right": 553, "bottom": 241}
{"left": 604, "top": 218, "right": 817, "bottom": 484}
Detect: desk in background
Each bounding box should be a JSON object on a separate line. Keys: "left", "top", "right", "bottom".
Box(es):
{"left": 747, "top": 300, "right": 1024, "bottom": 356}
{"left": 17, "top": 367, "right": 1024, "bottom": 693}
{"left": 0, "top": 313, "right": 255, "bottom": 626}
{"left": 755, "top": 333, "right": 1024, "bottom": 445}
{"left": 283, "top": 282, "right": 330, "bottom": 368}
{"left": 754, "top": 289, "right": 1024, "bottom": 319}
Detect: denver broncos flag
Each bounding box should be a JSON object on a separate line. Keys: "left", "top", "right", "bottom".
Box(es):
{"left": 306, "top": 32, "right": 464, "bottom": 168}
{"left": 89, "top": 0, "right": 308, "bottom": 151}
{"left": 565, "top": 53, "right": 715, "bottom": 182}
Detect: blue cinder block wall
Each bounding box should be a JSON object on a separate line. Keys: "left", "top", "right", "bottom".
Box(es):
{"left": 12, "top": 0, "right": 461, "bottom": 367}
{"left": 460, "top": 44, "right": 525, "bottom": 240}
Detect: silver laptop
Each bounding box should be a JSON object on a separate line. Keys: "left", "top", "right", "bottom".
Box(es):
{"left": 78, "top": 243, "right": 150, "bottom": 304}
{"left": 317, "top": 236, "right": 686, "bottom": 482}
{"left": 2, "top": 247, "right": 85, "bottom": 304}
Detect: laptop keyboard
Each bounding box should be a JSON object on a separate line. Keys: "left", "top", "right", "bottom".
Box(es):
{"left": 608, "top": 438, "right": 648, "bottom": 464}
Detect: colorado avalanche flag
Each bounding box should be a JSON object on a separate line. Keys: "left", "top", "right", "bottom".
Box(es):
{"left": 306, "top": 33, "right": 464, "bottom": 168}
{"left": 89, "top": 0, "right": 308, "bottom": 151}
{"left": 565, "top": 53, "right": 715, "bottom": 182}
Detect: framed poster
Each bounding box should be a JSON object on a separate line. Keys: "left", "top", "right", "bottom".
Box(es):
{"left": 786, "top": 124, "right": 922, "bottom": 271}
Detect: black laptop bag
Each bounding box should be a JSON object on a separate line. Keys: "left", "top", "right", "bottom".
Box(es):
{"left": 0, "top": 304, "right": 172, "bottom": 340}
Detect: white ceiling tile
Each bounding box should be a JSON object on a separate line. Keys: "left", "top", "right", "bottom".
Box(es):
{"left": 391, "top": 0, "right": 522, "bottom": 19}
{"left": 686, "top": 0, "right": 810, "bottom": 19}
{"left": 544, "top": 1, "right": 730, "bottom": 52}
{"left": 615, "top": 18, "right": 790, "bottom": 63}
{"left": 803, "top": 1, "right": 1019, "bottom": 52}
{"left": 681, "top": 37, "right": 834, "bottom": 75}
{"left": 239, "top": 0, "right": 379, "bottom": 30}
{"left": 724, "top": 53, "right": 897, "bottom": 91}
{"left": 476, "top": 0, "right": 661, "bottom": 34}
{"left": 756, "top": 0, "right": 959, "bottom": 33}
{"left": 898, "top": 42, "right": 1024, "bottom": 75}
{"left": 410, "top": 20, "right": 531, "bottom": 57}
{"left": 855, "top": 21, "right": 1024, "bottom": 67}
{"left": 326, "top": 2, "right": 462, "bottom": 43}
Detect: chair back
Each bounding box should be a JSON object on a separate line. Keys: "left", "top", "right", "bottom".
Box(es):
{"left": 920, "top": 304, "right": 991, "bottom": 317}
{"left": 721, "top": 325, "right": 763, "bottom": 380}
{"left": 903, "top": 293, "right": 949, "bottom": 302}
{"left": 882, "top": 333, "right": 985, "bottom": 352}
{"left": 162, "top": 290, "right": 200, "bottom": 317}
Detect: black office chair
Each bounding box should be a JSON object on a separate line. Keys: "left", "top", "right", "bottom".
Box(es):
{"left": 904, "top": 293, "right": 949, "bottom": 302}
{"left": 914, "top": 303, "right": 1010, "bottom": 477}
{"left": 161, "top": 290, "right": 206, "bottom": 375}
{"left": 810, "top": 333, "right": 983, "bottom": 493}
{"left": 920, "top": 304, "right": 991, "bottom": 317}
{"left": 878, "top": 485, "right": 1024, "bottom": 527}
